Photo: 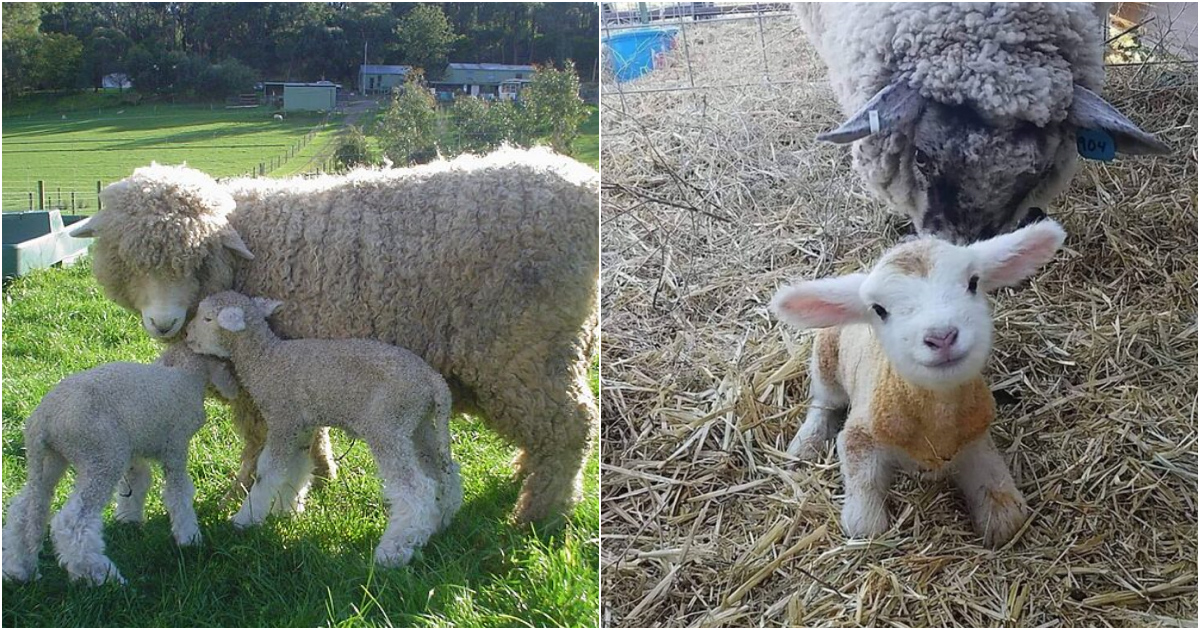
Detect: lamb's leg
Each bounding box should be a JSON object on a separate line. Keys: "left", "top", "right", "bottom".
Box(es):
{"left": 370, "top": 436, "right": 442, "bottom": 568}
{"left": 309, "top": 427, "right": 336, "bottom": 486}
{"left": 952, "top": 433, "right": 1029, "bottom": 548}
{"left": 2, "top": 448, "right": 68, "bottom": 582}
{"left": 114, "top": 458, "right": 153, "bottom": 524}
{"left": 232, "top": 433, "right": 308, "bottom": 528}
{"left": 412, "top": 403, "right": 463, "bottom": 528}
{"left": 836, "top": 425, "right": 892, "bottom": 539}
{"left": 49, "top": 458, "right": 126, "bottom": 585}
{"left": 788, "top": 345, "right": 848, "bottom": 461}
{"left": 222, "top": 394, "right": 267, "bottom": 507}
{"left": 271, "top": 429, "right": 315, "bottom": 517}
{"left": 160, "top": 455, "right": 202, "bottom": 546}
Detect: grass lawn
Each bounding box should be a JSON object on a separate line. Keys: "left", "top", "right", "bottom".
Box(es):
{"left": 2, "top": 102, "right": 339, "bottom": 213}
{"left": 1, "top": 261, "right": 600, "bottom": 627}
{"left": 572, "top": 107, "right": 599, "bottom": 169}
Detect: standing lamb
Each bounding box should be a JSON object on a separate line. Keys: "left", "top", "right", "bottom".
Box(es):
{"left": 68, "top": 146, "right": 599, "bottom": 523}
{"left": 186, "top": 291, "right": 462, "bottom": 567}
{"left": 795, "top": 3, "right": 1169, "bottom": 243}
{"left": 2, "top": 344, "right": 237, "bottom": 585}
{"left": 770, "top": 220, "right": 1067, "bottom": 547}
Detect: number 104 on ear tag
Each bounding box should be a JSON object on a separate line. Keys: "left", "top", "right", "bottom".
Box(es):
{"left": 1077, "top": 129, "right": 1115, "bottom": 161}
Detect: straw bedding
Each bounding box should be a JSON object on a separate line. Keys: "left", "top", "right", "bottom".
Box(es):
{"left": 600, "top": 15, "right": 1197, "bottom": 628}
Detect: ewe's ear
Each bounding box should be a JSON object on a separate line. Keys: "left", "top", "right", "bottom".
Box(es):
{"left": 68, "top": 213, "right": 105, "bottom": 238}
{"left": 208, "top": 361, "right": 239, "bottom": 400}
{"left": 1069, "top": 84, "right": 1170, "bottom": 155}
{"left": 216, "top": 306, "right": 246, "bottom": 332}
{"left": 817, "top": 81, "right": 925, "bottom": 144}
{"left": 770, "top": 274, "right": 869, "bottom": 329}
{"left": 251, "top": 297, "right": 283, "bottom": 316}
{"left": 969, "top": 220, "right": 1067, "bottom": 291}
{"left": 221, "top": 228, "right": 255, "bottom": 260}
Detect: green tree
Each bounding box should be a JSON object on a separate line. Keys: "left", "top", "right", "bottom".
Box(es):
{"left": 31, "top": 32, "right": 85, "bottom": 91}
{"left": 333, "top": 125, "right": 377, "bottom": 171}
{"left": 82, "top": 26, "right": 132, "bottom": 91}
{"left": 2, "top": 2, "right": 43, "bottom": 98}
{"left": 394, "top": 5, "right": 461, "bottom": 79}
{"left": 522, "top": 61, "right": 587, "bottom": 153}
{"left": 376, "top": 74, "right": 439, "bottom": 166}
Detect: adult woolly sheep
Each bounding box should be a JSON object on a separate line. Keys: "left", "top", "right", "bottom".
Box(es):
{"left": 795, "top": 2, "right": 1170, "bottom": 244}
{"left": 69, "top": 146, "right": 599, "bottom": 523}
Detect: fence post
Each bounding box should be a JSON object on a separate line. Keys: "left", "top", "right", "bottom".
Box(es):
{"left": 37, "top": 181, "right": 45, "bottom": 210}
{"left": 28, "top": 192, "right": 33, "bottom": 210}
{"left": 97, "top": 181, "right": 102, "bottom": 211}
{"left": 71, "top": 191, "right": 76, "bottom": 211}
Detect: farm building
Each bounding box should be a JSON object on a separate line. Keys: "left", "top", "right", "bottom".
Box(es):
{"left": 359, "top": 64, "right": 412, "bottom": 95}
{"left": 431, "top": 63, "right": 536, "bottom": 100}
{"left": 262, "top": 81, "right": 339, "bottom": 111}
{"left": 101, "top": 73, "right": 132, "bottom": 90}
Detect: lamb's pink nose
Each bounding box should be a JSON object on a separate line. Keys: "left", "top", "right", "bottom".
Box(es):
{"left": 923, "top": 327, "right": 959, "bottom": 351}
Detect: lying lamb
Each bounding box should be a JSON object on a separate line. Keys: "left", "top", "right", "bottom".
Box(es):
{"left": 770, "top": 219, "right": 1067, "bottom": 547}
{"left": 186, "top": 291, "right": 462, "bottom": 567}
{"left": 795, "top": 3, "right": 1169, "bottom": 243}
{"left": 2, "top": 344, "right": 237, "bottom": 585}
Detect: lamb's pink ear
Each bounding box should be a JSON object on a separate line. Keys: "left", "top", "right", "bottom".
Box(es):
{"left": 216, "top": 306, "right": 246, "bottom": 332}
{"left": 251, "top": 297, "right": 283, "bottom": 316}
{"left": 221, "top": 228, "right": 255, "bottom": 260}
{"left": 770, "top": 274, "right": 868, "bottom": 329}
{"left": 969, "top": 220, "right": 1067, "bottom": 290}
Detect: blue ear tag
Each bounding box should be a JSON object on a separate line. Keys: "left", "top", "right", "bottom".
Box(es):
{"left": 1077, "top": 129, "right": 1116, "bottom": 161}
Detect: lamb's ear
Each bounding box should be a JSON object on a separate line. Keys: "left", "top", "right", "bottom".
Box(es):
{"left": 68, "top": 213, "right": 105, "bottom": 238}
{"left": 221, "top": 228, "right": 255, "bottom": 260}
{"left": 216, "top": 306, "right": 246, "bottom": 332}
{"left": 968, "top": 220, "right": 1067, "bottom": 291}
{"left": 770, "top": 274, "right": 869, "bottom": 329}
{"left": 251, "top": 297, "right": 283, "bottom": 316}
{"left": 207, "top": 361, "right": 239, "bottom": 400}
{"left": 1069, "top": 84, "right": 1170, "bottom": 155}
{"left": 817, "top": 81, "right": 925, "bottom": 144}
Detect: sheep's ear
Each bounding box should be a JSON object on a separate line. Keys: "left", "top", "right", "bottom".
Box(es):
{"left": 216, "top": 306, "right": 246, "bottom": 332}
{"left": 68, "top": 213, "right": 104, "bottom": 238}
{"left": 968, "top": 220, "right": 1067, "bottom": 291}
{"left": 1069, "top": 84, "right": 1170, "bottom": 155}
{"left": 770, "top": 274, "right": 869, "bottom": 329}
{"left": 208, "top": 361, "right": 239, "bottom": 400}
{"left": 817, "top": 81, "right": 925, "bottom": 144}
{"left": 221, "top": 228, "right": 255, "bottom": 260}
{"left": 252, "top": 297, "right": 283, "bottom": 316}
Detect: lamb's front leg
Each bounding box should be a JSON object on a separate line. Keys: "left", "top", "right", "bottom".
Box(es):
{"left": 788, "top": 334, "right": 848, "bottom": 461}
{"left": 952, "top": 433, "right": 1029, "bottom": 548}
{"left": 836, "top": 425, "right": 893, "bottom": 539}
{"left": 160, "top": 455, "right": 202, "bottom": 546}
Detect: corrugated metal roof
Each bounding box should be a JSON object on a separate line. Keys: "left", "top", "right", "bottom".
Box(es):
{"left": 263, "top": 81, "right": 341, "bottom": 88}
{"left": 360, "top": 65, "right": 412, "bottom": 74}
{"left": 447, "top": 63, "right": 536, "bottom": 72}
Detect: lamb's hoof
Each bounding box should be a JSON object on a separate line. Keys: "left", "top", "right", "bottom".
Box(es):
{"left": 976, "top": 490, "right": 1029, "bottom": 548}
{"left": 786, "top": 436, "right": 824, "bottom": 462}
{"left": 374, "top": 543, "right": 415, "bottom": 568}
{"left": 841, "top": 495, "right": 889, "bottom": 539}
{"left": 230, "top": 511, "right": 260, "bottom": 530}
{"left": 70, "top": 560, "right": 125, "bottom": 586}
{"left": 113, "top": 511, "right": 145, "bottom": 525}
{"left": 2, "top": 562, "right": 39, "bottom": 583}
{"left": 175, "top": 529, "right": 203, "bottom": 547}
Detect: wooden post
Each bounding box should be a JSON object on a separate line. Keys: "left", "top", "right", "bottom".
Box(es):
{"left": 28, "top": 192, "right": 33, "bottom": 210}
{"left": 97, "top": 181, "right": 102, "bottom": 211}
{"left": 36, "top": 181, "right": 45, "bottom": 210}
{"left": 71, "top": 191, "right": 76, "bottom": 211}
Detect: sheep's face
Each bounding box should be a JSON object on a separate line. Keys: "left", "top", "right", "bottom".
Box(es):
{"left": 771, "top": 220, "right": 1067, "bottom": 390}
{"left": 126, "top": 271, "right": 201, "bottom": 339}
{"left": 899, "top": 103, "right": 1071, "bottom": 244}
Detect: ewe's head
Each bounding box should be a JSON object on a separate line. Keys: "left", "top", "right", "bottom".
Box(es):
{"left": 69, "top": 164, "right": 255, "bottom": 340}
{"left": 186, "top": 291, "right": 282, "bottom": 359}
{"left": 822, "top": 82, "right": 1168, "bottom": 244}
{"left": 771, "top": 220, "right": 1066, "bottom": 389}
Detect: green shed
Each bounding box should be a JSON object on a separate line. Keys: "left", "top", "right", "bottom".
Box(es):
{"left": 264, "top": 81, "right": 338, "bottom": 111}
{"left": 432, "top": 63, "right": 536, "bottom": 100}
{"left": 360, "top": 65, "right": 412, "bottom": 95}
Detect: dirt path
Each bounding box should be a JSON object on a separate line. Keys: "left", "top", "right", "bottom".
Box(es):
{"left": 291, "top": 96, "right": 380, "bottom": 174}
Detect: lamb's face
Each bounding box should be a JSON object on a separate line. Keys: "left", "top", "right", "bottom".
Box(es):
{"left": 860, "top": 240, "right": 993, "bottom": 389}
{"left": 186, "top": 297, "right": 241, "bottom": 359}
{"left": 885, "top": 103, "right": 1072, "bottom": 245}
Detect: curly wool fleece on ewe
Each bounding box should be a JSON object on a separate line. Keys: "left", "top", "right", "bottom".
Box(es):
{"left": 187, "top": 291, "right": 462, "bottom": 567}
{"left": 772, "top": 220, "right": 1067, "bottom": 548}
{"left": 795, "top": 2, "right": 1170, "bottom": 243}
{"left": 2, "top": 344, "right": 237, "bottom": 585}
{"left": 70, "top": 147, "right": 599, "bottom": 523}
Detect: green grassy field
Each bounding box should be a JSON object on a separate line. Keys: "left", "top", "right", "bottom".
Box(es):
{"left": 1, "top": 262, "right": 600, "bottom": 627}
{"left": 2, "top": 103, "right": 339, "bottom": 213}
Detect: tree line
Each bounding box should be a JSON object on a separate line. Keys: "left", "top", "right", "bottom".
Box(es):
{"left": 2, "top": 2, "right": 599, "bottom": 100}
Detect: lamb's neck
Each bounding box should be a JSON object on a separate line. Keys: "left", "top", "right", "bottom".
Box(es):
{"left": 228, "top": 323, "right": 282, "bottom": 382}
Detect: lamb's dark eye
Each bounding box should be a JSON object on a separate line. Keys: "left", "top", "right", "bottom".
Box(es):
{"left": 968, "top": 275, "right": 979, "bottom": 294}
{"left": 871, "top": 304, "right": 888, "bottom": 321}
{"left": 913, "top": 148, "right": 930, "bottom": 169}
{"left": 203, "top": 317, "right": 213, "bottom": 322}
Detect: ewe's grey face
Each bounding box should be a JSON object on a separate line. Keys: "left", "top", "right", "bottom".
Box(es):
{"left": 906, "top": 104, "right": 1070, "bottom": 244}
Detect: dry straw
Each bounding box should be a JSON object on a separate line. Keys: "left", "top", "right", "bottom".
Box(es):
{"left": 600, "top": 15, "right": 1197, "bottom": 628}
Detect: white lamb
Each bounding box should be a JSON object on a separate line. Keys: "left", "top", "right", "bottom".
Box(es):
{"left": 2, "top": 344, "right": 237, "bottom": 585}
{"left": 770, "top": 220, "right": 1067, "bottom": 547}
{"left": 185, "top": 291, "right": 463, "bottom": 567}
